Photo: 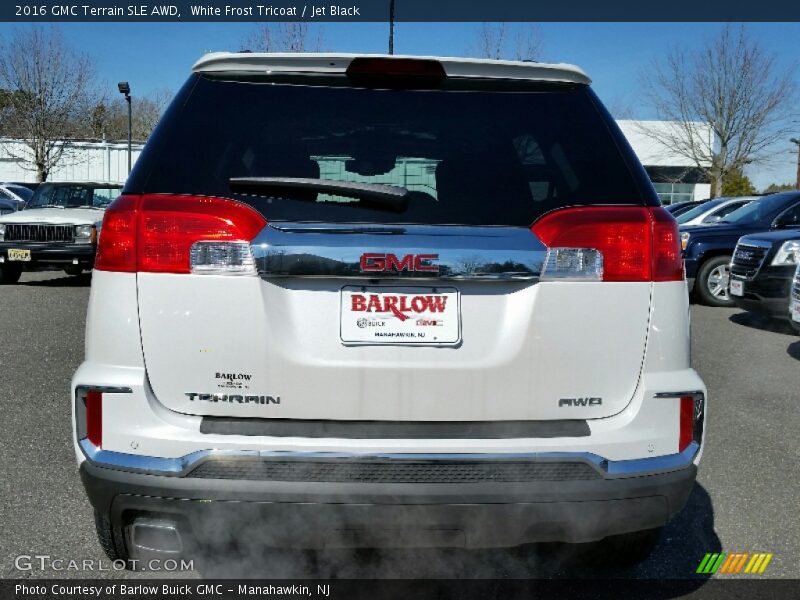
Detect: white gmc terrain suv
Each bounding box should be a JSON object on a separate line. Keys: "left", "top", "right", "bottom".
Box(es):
{"left": 72, "top": 53, "right": 707, "bottom": 567}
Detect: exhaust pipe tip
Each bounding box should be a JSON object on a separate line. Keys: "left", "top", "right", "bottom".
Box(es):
{"left": 130, "top": 518, "right": 183, "bottom": 555}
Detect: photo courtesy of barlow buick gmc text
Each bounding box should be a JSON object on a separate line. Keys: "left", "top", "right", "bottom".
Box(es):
{"left": 0, "top": 3, "right": 799, "bottom": 599}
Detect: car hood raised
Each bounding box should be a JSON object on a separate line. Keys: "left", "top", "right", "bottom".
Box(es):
{"left": 0, "top": 207, "right": 103, "bottom": 226}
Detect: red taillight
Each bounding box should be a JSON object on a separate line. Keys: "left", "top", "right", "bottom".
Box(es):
{"left": 650, "top": 207, "right": 684, "bottom": 281}
{"left": 85, "top": 390, "right": 102, "bottom": 448}
{"left": 679, "top": 395, "right": 695, "bottom": 452}
{"left": 95, "top": 195, "right": 138, "bottom": 272}
{"left": 531, "top": 206, "right": 684, "bottom": 282}
{"left": 95, "top": 194, "right": 267, "bottom": 274}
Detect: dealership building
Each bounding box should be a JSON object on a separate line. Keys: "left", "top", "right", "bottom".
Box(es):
{"left": 0, "top": 120, "right": 712, "bottom": 204}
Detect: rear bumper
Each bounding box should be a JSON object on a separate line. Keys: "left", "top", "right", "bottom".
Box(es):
{"left": 0, "top": 241, "right": 95, "bottom": 267}
{"left": 80, "top": 448, "right": 697, "bottom": 549}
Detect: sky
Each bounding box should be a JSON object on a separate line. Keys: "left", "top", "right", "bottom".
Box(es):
{"left": 1, "top": 21, "right": 799, "bottom": 189}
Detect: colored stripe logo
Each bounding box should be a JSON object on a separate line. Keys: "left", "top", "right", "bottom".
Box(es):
{"left": 696, "top": 552, "right": 773, "bottom": 574}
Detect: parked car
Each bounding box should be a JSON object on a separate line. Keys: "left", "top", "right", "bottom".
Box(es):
{"left": 676, "top": 196, "right": 757, "bottom": 227}
{"left": 0, "top": 197, "right": 17, "bottom": 215}
{"left": 0, "top": 181, "right": 122, "bottom": 283}
{"left": 681, "top": 191, "right": 800, "bottom": 306}
{"left": 729, "top": 231, "right": 800, "bottom": 318}
{"left": 0, "top": 183, "right": 34, "bottom": 209}
{"left": 664, "top": 200, "right": 706, "bottom": 217}
{"left": 791, "top": 264, "right": 800, "bottom": 332}
{"left": 73, "top": 53, "right": 706, "bottom": 567}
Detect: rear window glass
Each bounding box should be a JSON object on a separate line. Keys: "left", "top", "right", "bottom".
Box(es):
{"left": 131, "top": 76, "right": 652, "bottom": 226}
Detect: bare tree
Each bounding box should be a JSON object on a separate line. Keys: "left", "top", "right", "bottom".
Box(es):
{"left": 472, "top": 23, "right": 543, "bottom": 61}
{"left": 0, "top": 27, "right": 95, "bottom": 182}
{"left": 243, "top": 23, "right": 324, "bottom": 53}
{"left": 90, "top": 89, "right": 172, "bottom": 141}
{"left": 639, "top": 26, "right": 796, "bottom": 197}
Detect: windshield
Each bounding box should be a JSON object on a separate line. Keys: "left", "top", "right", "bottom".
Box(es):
{"left": 27, "top": 185, "right": 121, "bottom": 209}
{"left": 718, "top": 196, "right": 785, "bottom": 225}
{"left": 676, "top": 199, "right": 723, "bottom": 224}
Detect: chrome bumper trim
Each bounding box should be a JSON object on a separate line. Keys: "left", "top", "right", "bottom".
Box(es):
{"left": 79, "top": 438, "right": 699, "bottom": 480}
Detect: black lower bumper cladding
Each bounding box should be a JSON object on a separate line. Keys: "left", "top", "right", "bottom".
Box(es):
{"left": 80, "top": 458, "right": 696, "bottom": 549}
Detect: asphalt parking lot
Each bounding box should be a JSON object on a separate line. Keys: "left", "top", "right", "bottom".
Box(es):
{"left": 1, "top": 271, "right": 798, "bottom": 583}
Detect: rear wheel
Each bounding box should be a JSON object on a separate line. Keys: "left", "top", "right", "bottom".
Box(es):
{"left": 0, "top": 263, "right": 22, "bottom": 284}
{"left": 93, "top": 510, "right": 131, "bottom": 566}
{"left": 63, "top": 265, "right": 84, "bottom": 276}
{"left": 579, "top": 527, "right": 662, "bottom": 568}
{"left": 696, "top": 256, "right": 734, "bottom": 307}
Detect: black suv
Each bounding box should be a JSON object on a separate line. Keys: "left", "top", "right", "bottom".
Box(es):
{"left": 681, "top": 191, "right": 800, "bottom": 306}
{"left": 729, "top": 230, "right": 800, "bottom": 319}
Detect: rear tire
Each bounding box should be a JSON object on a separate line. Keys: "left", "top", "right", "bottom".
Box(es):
{"left": 579, "top": 527, "right": 662, "bottom": 568}
{"left": 93, "top": 510, "right": 132, "bottom": 566}
{"left": 63, "top": 265, "right": 84, "bottom": 276}
{"left": 696, "top": 256, "right": 734, "bottom": 307}
{"left": 0, "top": 263, "right": 22, "bottom": 284}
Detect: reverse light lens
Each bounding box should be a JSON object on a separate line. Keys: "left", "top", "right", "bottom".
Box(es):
{"left": 95, "top": 194, "right": 267, "bottom": 274}
{"left": 771, "top": 240, "right": 800, "bottom": 266}
{"left": 532, "top": 206, "right": 683, "bottom": 282}
{"left": 541, "top": 248, "right": 603, "bottom": 281}
{"left": 190, "top": 241, "right": 256, "bottom": 274}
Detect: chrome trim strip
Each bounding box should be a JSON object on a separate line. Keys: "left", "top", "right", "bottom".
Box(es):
{"left": 251, "top": 223, "right": 546, "bottom": 281}
{"left": 75, "top": 385, "right": 134, "bottom": 394}
{"left": 653, "top": 391, "right": 704, "bottom": 399}
{"left": 79, "top": 439, "right": 699, "bottom": 480}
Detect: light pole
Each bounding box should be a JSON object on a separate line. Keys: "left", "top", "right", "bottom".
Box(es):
{"left": 118, "top": 82, "right": 132, "bottom": 174}
{"left": 388, "top": 0, "right": 395, "bottom": 54}
{"left": 791, "top": 138, "right": 800, "bottom": 190}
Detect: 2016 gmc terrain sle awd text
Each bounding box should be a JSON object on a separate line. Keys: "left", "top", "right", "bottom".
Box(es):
{"left": 72, "top": 53, "right": 707, "bottom": 567}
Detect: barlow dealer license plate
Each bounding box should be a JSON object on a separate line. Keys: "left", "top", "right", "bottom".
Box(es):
{"left": 729, "top": 279, "right": 743, "bottom": 296}
{"left": 340, "top": 286, "right": 461, "bottom": 345}
{"left": 7, "top": 249, "right": 31, "bottom": 261}
{"left": 792, "top": 298, "right": 800, "bottom": 323}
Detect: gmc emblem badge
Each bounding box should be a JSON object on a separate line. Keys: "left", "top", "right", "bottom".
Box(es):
{"left": 360, "top": 253, "right": 440, "bottom": 273}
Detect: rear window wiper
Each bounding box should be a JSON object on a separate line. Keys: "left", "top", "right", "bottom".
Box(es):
{"left": 229, "top": 177, "right": 409, "bottom": 211}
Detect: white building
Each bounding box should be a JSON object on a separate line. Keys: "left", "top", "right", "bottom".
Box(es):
{"left": 0, "top": 121, "right": 712, "bottom": 204}
{"left": 0, "top": 138, "right": 143, "bottom": 184}
{"left": 617, "top": 120, "right": 713, "bottom": 203}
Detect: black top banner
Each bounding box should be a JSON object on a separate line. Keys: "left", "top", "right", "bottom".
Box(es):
{"left": 3, "top": 0, "right": 800, "bottom": 22}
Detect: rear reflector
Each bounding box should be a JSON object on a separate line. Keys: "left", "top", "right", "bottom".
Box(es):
{"left": 346, "top": 57, "right": 446, "bottom": 88}
{"left": 95, "top": 194, "right": 267, "bottom": 274}
{"left": 85, "top": 390, "right": 102, "bottom": 448}
{"left": 532, "top": 206, "right": 683, "bottom": 282}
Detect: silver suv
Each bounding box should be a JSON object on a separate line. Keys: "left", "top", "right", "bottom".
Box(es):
{"left": 73, "top": 53, "right": 706, "bottom": 567}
